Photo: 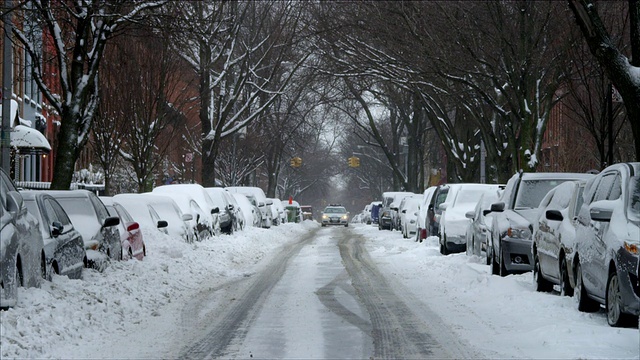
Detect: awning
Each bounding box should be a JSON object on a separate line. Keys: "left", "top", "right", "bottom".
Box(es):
{"left": 11, "top": 124, "right": 51, "bottom": 153}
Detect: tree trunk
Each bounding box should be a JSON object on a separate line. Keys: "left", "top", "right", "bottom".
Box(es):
{"left": 50, "top": 107, "right": 79, "bottom": 190}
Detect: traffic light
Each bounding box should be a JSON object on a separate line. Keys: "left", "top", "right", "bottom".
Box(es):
{"left": 290, "top": 156, "right": 302, "bottom": 168}
{"left": 348, "top": 156, "right": 360, "bottom": 167}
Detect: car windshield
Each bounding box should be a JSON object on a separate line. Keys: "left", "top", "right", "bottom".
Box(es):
{"left": 55, "top": 197, "right": 100, "bottom": 240}
{"left": 324, "top": 207, "right": 346, "bottom": 214}
{"left": 454, "top": 189, "right": 489, "bottom": 206}
{"left": 515, "top": 179, "right": 567, "bottom": 209}
{"left": 628, "top": 176, "right": 640, "bottom": 221}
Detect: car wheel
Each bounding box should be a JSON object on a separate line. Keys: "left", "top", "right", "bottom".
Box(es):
{"left": 575, "top": 261, "right": 599, "bottom": 313}
{"left": 533, "top": 251, "right": 552, "bottom": 292}
{"left": 486, "top": 241, "right": 492, "bottom": 266}
{"left": 16, "top": 261, "right": 24, "bottom": 287}
{"left": 45, "top": 261, "right": 57, "bottom": 282}
{"left": 498, "top": 244, "right": 508, "bottom": 277}
{"left": 466, "top": 236, "right": 473, "bottom": 256}
{"left": 128, "top": 248, "right": 133, "bottom": 260}
{"left": 559, "top": 256, "right": 574, "bottom": 297}
{"left": 491, "top": 246, "right": 500, "bottom": 275}
{"left": 606, "top": 269, "right": 633, "bottom": 327}
{"left": 41, "top": 253, "right": 47, "bottom": 280}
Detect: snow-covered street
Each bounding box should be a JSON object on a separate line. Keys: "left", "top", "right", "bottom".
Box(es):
{"left": 1, "top": 222, "right": 638, "bottom": 359}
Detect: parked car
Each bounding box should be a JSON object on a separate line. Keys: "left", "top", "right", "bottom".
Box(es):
{"left": 416, "top": 186, "right": 437, "bottom": 242}
{"left": 153, "top": 184, "right": 221, "bottom": 235}
{"left": 269, "top": 198, "right": 286, "bottom": 225}
{"left": 1, "top": 169, "right": 45, "bottom": 308}
{"left": 398, "top": 194, "right": 422, "bottom": 239}
{"left": 379, "top": 191, "right": 413, "bottom": 230}
{"left": 531, "top": 180, "right": 589, "bottom": 297}
{"left": 439, "top": 184, "right": 502, "bottom": 255}
{"left": 139, "top": 194, "right": 194, "bottom": 242}
{"left": 223, "top": 190, "right": 244, "bottom": 231}
{"left": 465, "top": 190, "right": 503, "bottom": 261}
{"left": 301, "top": 205, "right": 313, "bottom": 221}
{"left": 101, "top": 197, "right": 146, "bottom": 261}
{"left": 204, "top": 187, "right": 235, "bottom": 234}
{"left": 111, "top": 194, "right": 169, "bottom": 234}
{"left": 233, "top": 193, "right": 261, "bottom": 228}
{"left": 428, "top": 185, "right": 450, "bottom": 239}
{"left": 573, "top": 162, "right": 640, "bottom": 327}
{"left": 148, "top": 191, "right": 213, "bottom": 241}
{"left": 22, "top": 191, "right": 86, "bottom": 279}
{"left": 370, "top": 202, "right": 382, "bottom": 225}
{"left": 488, "top": 172, "right": 593, "bottom": 277}
{"left": 47, "top": 190, "right": 121, "bottom": 270}
{"left": 321, "top": 204, "right": 349, "bottom": 227}
{"left": 226, "top": 187, "right": 273, "bottom": 228}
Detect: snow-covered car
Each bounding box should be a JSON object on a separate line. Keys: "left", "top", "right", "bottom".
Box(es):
{"left": 416, "top": 186, "right": 437, "bottom": 242}
{"left": 22, "top": 191, "right": 86, "bottom": 279}
{"left": 47, "top": 190, "right": 121, "bottom": 270}
{"left": 531, "top": 180, "right": 589, "bottom": 297}
{"left": 101, "top": 197, "right": 146, "bottom": 261}
{"left": 0, "top": 169, "right": 45, "bottom": 308}
{"left": 137, "top": 194, "right": 194, "bottom": 242}
{"left": 321, "top": 205, "right": 349, "bottom": 227}
{"left": 234, "top": 193, "right": 261, "bottom": 228}
{"left": 488, "top": 172, "right": 593, "bottom": 277}
{"left": 144, "top": 191, "right": 211, "bottom": 241}
{"left": 223, "top": 190, "right": 244, "bottom": 231}
{"left": 269, "top": 198, "right": 286, "bottom": 225}
{"left": 204, "top": 187, "right": 235, "bottom": 234}
{"left": 439, "top": 184, "right": 502, "bottom": 255}
{"left": 398, "top": 194, "right": 422, "bottom": 239}
{"left": 465, "top": 190, "right": 502, "bottom": 260}
{"left": 573, "top": 162, "right": 640, "bottom": 327}
{"left": 378, "top": 191, "right": 413, "bottom": 231}
{"left": 226, "top": 186, "right": 272, "bottom": 228}
{"left": 153, "top": 184, "right": 221, "bottom": 236}
{"left": 111, "top": 194, "right": 168, "bottom": 234}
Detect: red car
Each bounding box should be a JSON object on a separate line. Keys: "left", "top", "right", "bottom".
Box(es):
{"left": 101, "top": 197, "right": 146, "bottom": 261}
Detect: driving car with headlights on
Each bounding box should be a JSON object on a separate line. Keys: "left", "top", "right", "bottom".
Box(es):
{"left": 321, "top": 205, "right": 349, "bottom": 227}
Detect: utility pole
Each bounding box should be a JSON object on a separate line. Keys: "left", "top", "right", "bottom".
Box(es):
{"left": 1, "top": 0, "right": 13, "bottom": 173}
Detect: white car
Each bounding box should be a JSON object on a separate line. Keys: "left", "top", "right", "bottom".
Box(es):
{"left": 232, "top": 193, "right": 261, "bottom": 228}
{"left": 398, "top": 194, "right": 423, "bottom": 239}
{"left": 147, "top": 191, "right": 214, "bottom": 241}
{"left": 416, "top": 186, "right": 437, "bottom": 242}
{"left": 439, "top": 184, "right": 503, "bottom": 255}
{"left": 152, "top": 184, "right": 221, "bottom": 236}
{"left": 268, "top": 198, "right": 286, "bottom": 225}
{"left": 226, "top": 186, "right": 273, "bottom": 228}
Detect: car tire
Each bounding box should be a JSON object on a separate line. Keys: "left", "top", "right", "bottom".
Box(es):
{"left": 533, "top": 251, "right": 553, "bottom": 292}
{"left": 491, "top": 247, "right": 500, "bottom": 275}
{"left": 498, "top": 244, "right": 508, "bottom": 277}
{"left": 606, "top": 269, "right": 633, "bottom": 327}
{"left": 575, "top": 261, "right": 599, "bottom": 313}
{"left": 559, "top": 256, "right": 574, "bottom": 297}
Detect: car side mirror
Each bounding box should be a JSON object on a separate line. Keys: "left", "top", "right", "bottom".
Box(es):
{"left": 228, "top": 204, "right": 234, "bottom": 211}
{"left": 482, "top": 209, "right": 492, "bottom": 216}
{"left": 439, "top": 203, "right": 448, "bottom": 211}
{"left": 51, "top": 221, "right": 64, "bottom": 237}
{"left": 590, "top": 207, "right": 612, "bottom": 222}
{"left": 182, "top": 213, "right": 193, "bottom": 221}
{"left": 103, "top": 216, "right": 120, "bottom": 228}
{"left": 465, "top": 211, "right": 475, "bottom": 220}
{"left": 258, "top": 202, "right": 265, "bottom": 207}
{"left": 402, "top": 209, "right": 407, "bottom": 214}
{"left": 157, "top": 220, "right": 168, "bottom": 229}
{"left": 6, "top": 191, "right": 23, "bottom": 213}
{"left": 545, "top": 210, "right": 564, "bottom": 221}
{"left": 212, "top": 207, "right": 220, "bottom": 214}
{"left": 266, "top": 199, "right": 273, "bottom": 205}
{"left": 490, "top": 202, "right": 505, "bottom": 213}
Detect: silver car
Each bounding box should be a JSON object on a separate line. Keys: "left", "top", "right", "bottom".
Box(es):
{"left": 0, "top": 169, "right": 45, "bottom": 308}
{"left": 321, "top": 205, "right": 349, "bottom": 227}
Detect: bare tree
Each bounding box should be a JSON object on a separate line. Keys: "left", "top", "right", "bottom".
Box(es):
{"left": 12, "top": 0, "right": 166, "bottom": 189}
{"left": 568, "top": 0, "right": 640, "bottom": 161}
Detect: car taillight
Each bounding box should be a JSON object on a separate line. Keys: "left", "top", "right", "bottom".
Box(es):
{"left": 420, "top": 229, "right": 427, "bottom": 239}
{"left": 127, "top": 222, "right": 140, "bottom": 232}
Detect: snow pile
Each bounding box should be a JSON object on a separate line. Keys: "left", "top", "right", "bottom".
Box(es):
{"left": 0, "top": 221, "right": 317, "bottom": 359}
{"left": 354, "top": 225, "right": 639, "bottom": 359}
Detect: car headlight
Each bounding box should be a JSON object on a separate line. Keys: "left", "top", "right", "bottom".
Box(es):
{"left": 322, "top": 215, "right": 329, "bottom": 219}
{"left": 507, "top": 227, "right": 531, "bottom": 239}
{"left": 624, "top": 241, "right": 639, "bottom": 255}
{"left": 341, "top": 215, "right": 348, "bottom": 220}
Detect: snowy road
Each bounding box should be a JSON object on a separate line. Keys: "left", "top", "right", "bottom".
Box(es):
{"left": 178, "top": 227, "right": 471, "bottom": 359}
{"left": 1, "top": 221, "right": 638, "bottom": 359}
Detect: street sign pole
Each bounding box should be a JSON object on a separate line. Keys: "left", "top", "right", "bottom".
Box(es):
{"left": 1, "top": 0, "right": 13, "bottom": 173}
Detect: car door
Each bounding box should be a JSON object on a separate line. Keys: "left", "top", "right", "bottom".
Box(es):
{"left": 537, "top": 189, "right": 557, "bottom": 280}
{"left": 44, "top": 197, "right": 84, "bottom": 276}
{"left": 582, "top": 172, "right": 616, "bottom": 298}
